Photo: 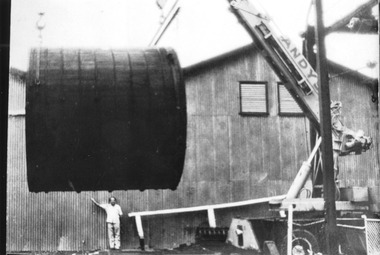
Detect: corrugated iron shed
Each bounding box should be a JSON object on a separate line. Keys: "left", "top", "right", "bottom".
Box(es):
{"left": 7, "top": 44, "right": 379, "bottom": 252}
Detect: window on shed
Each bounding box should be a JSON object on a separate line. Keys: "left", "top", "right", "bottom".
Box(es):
{"left": 278, "top": 83, "right": 304, "bottom": 116}
{"left": 239, "top": 82, "right": 268, "bottom": 115}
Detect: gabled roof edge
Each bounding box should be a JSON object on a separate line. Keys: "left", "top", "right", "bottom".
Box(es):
{"left": 184, "top": 43, "right": 378, "bottom": 86}
{"left": 183, "top": 43, "right": 256, "bottom": 77}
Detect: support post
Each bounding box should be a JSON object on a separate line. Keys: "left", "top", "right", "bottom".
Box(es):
{"left": 135, "top": 215, "right": 145, "bottom": 250}
{"left": 362, "top": 215, "right": 369, "bottom": 254}
{"left": 207, "top": 208, "right": 216, "bottom": 228}
{"left": 287, "top": 205, "right": 293, "bottom": 255}
{"left": 314, "top": 0, "right": 338, "bottom": 254}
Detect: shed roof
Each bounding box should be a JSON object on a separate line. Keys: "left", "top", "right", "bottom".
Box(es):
{"left": 183, "top": 42, "right": 376, "bottom": 85}
{"left": 153, "top": 0, "right": 378, "bottom": 78}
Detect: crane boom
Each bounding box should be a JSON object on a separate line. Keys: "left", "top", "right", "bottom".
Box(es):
{"left": 229, "top": 0, "right": 320, "bottom": 130}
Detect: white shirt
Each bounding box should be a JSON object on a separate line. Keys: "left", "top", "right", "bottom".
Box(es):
{"left": 100, "top": 204, "right": 123, "bottom": 223}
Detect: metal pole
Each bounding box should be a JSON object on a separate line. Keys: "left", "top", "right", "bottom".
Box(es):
{"left": 314, "top": 0, "right": 338, "bottom": 254}
{"left": 361, "top": 215, "right": 369, "bottom": 254}
{"left": 287, "top": 205, "right": 293, "bottom": 255}
{"left": 35, "top": 12, "right": 45, "bottom": 85}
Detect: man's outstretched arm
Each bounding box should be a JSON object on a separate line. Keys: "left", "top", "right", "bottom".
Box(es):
{"left": 91, "top": 198, "right": 102, "bottom": 207}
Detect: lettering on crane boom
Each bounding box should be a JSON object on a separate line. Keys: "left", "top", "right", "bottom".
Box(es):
{"left": 278, "top": 36, "right": 318, "bottom": 94}
{"left": 255, "top": 20, "right": 318, "bottom": 95}
{"left": 231, "top": 0, "right": 318, "bottom": 96}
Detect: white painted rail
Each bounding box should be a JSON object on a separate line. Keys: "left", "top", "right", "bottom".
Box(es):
{"left": 128, "top": 194, "right": 286, "bottom": 240}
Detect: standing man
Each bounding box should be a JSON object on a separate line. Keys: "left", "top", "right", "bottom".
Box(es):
{"left": 91, "top": 197, "right": 123, "bottom": 250}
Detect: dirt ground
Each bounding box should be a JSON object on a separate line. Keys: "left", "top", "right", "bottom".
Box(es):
{"left": 163, "top": 240, "right": 261, "bottom": 254}
{"left": 6, "top": 241, "right": 262, "bottom": 255}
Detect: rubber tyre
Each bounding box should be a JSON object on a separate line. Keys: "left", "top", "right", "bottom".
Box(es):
{"left": 280, "top": 229, "right": 320, "bottom": 255}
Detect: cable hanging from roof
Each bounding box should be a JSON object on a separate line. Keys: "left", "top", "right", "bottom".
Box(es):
{"left": 35, "top": 12, "right": 45, "bottom": 86}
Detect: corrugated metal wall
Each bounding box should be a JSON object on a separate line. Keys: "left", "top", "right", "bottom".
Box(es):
{"left": 7, "top": 48, "right": 379, "bottom": 251}
{"left": 8, "top": 75, "right": 108, "bottom": 252}
{"left": 328, "top": 70, "right": 380, "bottom": 208}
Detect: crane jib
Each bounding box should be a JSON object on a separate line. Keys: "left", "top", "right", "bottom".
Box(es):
{"left": 278, "top": 36, "right": 318, "bottom": 91}
{"left": 230, "top": 0, "right": 318, "bottom": 94}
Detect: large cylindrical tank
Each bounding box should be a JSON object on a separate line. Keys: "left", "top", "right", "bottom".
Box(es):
{"left": 26, "top": 48, "right": 186, "bottom": 192}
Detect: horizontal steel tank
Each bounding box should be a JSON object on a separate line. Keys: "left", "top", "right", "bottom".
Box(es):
{"left": 26, "top": 48, "right": 186, "bottom": 192}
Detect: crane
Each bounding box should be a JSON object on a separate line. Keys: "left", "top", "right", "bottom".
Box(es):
{"left": 228, "top": 0, "right": 372, "bottom": 192}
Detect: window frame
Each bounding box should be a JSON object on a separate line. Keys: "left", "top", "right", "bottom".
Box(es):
{"left": 239, "top": 81, "right": 269, "bottom": 116}
{"left": 277, "top": 82, "right": 305, "bottom": 117}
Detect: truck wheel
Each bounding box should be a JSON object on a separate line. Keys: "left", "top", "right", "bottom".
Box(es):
{"left": 280, "top": 229, "right": 320, "bottom": 255}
